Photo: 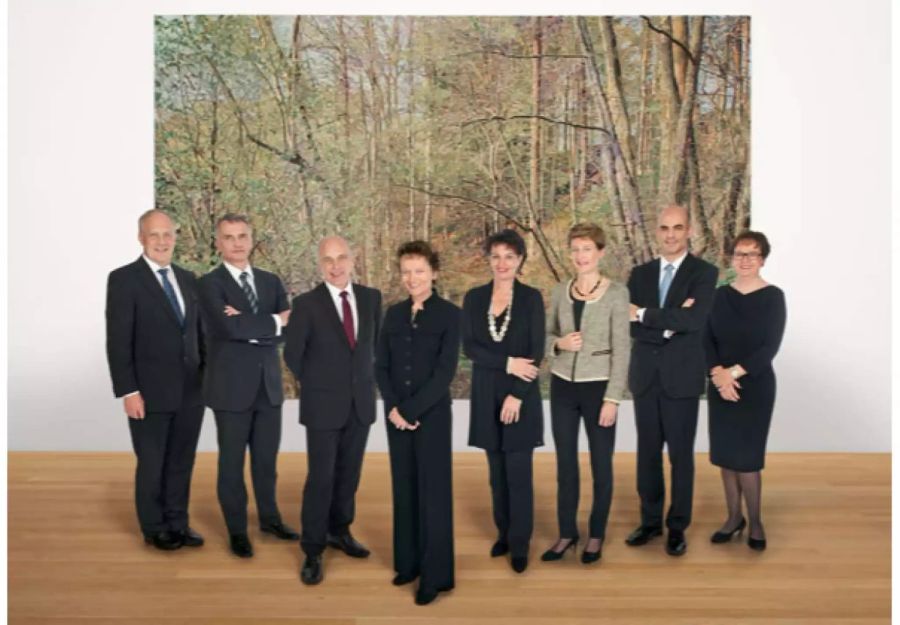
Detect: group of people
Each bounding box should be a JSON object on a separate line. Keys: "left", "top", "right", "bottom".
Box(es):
{"left": 106, "top": 204, "right": 786, "bottom": 606}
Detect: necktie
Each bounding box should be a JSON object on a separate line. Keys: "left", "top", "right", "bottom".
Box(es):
{"left": 340, "top": 291, "right": 356, "bottom": 350}
{"left": 240, "top": 272, "right": 259, "bottom": 314}
{"left": 157, "top": 268, "right": 185, "bottom": 327}
{"left": 659, "top": 263, "right": 674, "bottom": 307}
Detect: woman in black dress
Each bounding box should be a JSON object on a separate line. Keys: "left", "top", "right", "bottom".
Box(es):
{"left": 375, "top": 241, "right": 460, "bottom": 605}
{"left": 704, "top": 231, "right": 786, "bottom": 551}
{"left": 462, "top": 229, "right": 545, "bottom": 573}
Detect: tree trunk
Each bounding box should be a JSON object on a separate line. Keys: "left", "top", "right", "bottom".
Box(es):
{"left": 529, "top": 16, "right": 543, "bottom": 227}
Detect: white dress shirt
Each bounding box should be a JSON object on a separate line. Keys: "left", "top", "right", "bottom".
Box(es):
{"left": 143, "top": 255, "right": 185, "bottom": 316}
{"left": 324, "top": 280, "right": 358, "bottom": 339}
{"left": 222, "top": 261, "right": 282, "bottom": 336}
{"left": 636, "top": 251, "right": 689, "bottom": 339}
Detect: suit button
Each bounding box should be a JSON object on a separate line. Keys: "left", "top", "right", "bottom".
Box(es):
{"left": 404, "top": 380, "right": 411, "bottom": 386}
{"left": 405, "top": 337, "right": 411, "bottom": 342}
{"left": 652, "top": 350, "right": 659, "bottom": 355}
{"left": 404, "top": 365, "right": 411, "bottom": 370}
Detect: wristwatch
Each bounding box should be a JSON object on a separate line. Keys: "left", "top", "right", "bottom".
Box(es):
{"left": 729, "top": 366, "right": 740, "bottom": 379}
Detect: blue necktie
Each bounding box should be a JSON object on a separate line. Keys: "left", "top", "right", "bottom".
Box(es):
{"left": 158, "top": 268, "right": 185, "bottom": 327}
{"left": 659, "top": 263, "right": 674, "bottom": 307}
{"left": 240, "top": 272, "right": 259, "bottom": 314}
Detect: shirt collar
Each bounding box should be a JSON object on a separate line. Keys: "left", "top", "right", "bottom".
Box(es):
{"left": 659, "top": 251, "right": 689, "bottom": 273}
{"left": 223, "top": 261, "right": 253, "bottom": 282}
{"left": 142, "top": 255, "right": 171, "bottom": 274}
{"left": 324, "top": 280, "right": 354, "bottom": 301}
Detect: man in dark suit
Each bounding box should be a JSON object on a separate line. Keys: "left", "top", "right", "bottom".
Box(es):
{"left": 198, "top": 214, "right": 299, "bottom": 558}
{"left": 625, "top": 205, "right": 718, "bottom": 556}
{"left": 106, "top": 209, "right": 205, "bottom": 551}
{"left": 284, "top": 236, "right": 382, "bottom": 585}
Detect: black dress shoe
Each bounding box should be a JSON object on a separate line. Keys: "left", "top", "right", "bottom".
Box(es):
{"left": 415, "top": 588, "right": 438, "bottom": 606}
{"left": 301, "top": 555, "right": 324, "bottom": 585}
{"left": 710, "top": 517, "right": 747, "bottom": 544}
{"left": 326, "top": 533, "right": 370, "bottom": 558}
{"left": 392, "top": 572, "right": 419, "bottom": 586}
{"left": 229, "top": 533, "right": 254, "bottom": 558}
{"left": 624, "top": 525, "right": 663, "bottom": 546}
{"left": 490, "top": 540, "right": 510, "bottom": 557}
{"left": 747, "top": 536, "right": 767, "bottom": 551}
{"left": 260, "top": 522, "right": 300, "bottom": 541}
{"left": 177, "top": 527, "right": 205, "bottom": 547}
{"left": 581, "top": 538, "right": 603, "bottom": 564}
{"left": 665, "top": 530, "right": 687, "bottom": 556}
{"left": 144, "top": 530, "right": 183, "bottom": 551}
{"left": 510, "top": 555, "right": 528, "bottom": 573}
{"left": 541, "top": 536, "right": 578, "bottom": 562}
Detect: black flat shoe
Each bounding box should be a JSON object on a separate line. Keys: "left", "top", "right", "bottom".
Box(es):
{"left": 625, "top": 525, "right": 663, "bottom": 546}
{"left": 747, "top": 536, "right": 767, "bottom": 551}
{"left": 327, "top": 532, "right": 370, "bottom": 558}
{"left": 301, "top": 555, "right": 324, "bottom": 585}
{"left": 665, "top": 530, "right": 687, "bottom": 557}
{"left": 581, "top": 538, "right": 603, "bottom": 564}
{"left": 490, "top": 540, "right": 510, "bottom": 557}
{"left": 177, "top": 527, "right": 205, "bottom": 547}
{"left": 392, "top": 572, "right": 418, "bottom": 586}
{"left": 710, "top": 517, "right": 747, "bottom": 543}
{"left": 229, "top": 533, "right": 254, "bottom": 558}
{"left": 261, "top": 522, "right": 300, "bottom": 541}
{"left": 541, "top": 536, "right": 579, "bottom": 562}
{"left": 144, "top": 530, "right": 183, "bottom": 551}
{"left": 415, "top": 588, "right": 438, "bottom": 605}
{"left": 510, "top": 555, "right": 528, "bottom": 573}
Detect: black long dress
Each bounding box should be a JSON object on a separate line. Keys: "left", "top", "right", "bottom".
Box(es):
{"left": 704, "top": 285, "right": 786, "bottom": 471}
{"left": 375, "top": 293, "right": 461, "bottom": 593}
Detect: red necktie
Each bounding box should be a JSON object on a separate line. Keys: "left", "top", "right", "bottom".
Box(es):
{"left": 340, "top": 291, "right": 356, "bottom": 350}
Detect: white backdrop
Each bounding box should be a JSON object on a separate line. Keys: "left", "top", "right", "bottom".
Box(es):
{"left": 7, "top": 0, "right": 892, "bottom": 452}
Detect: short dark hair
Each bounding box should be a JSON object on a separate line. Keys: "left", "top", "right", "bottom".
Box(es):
{"left": 215, "top": 213, "right": 252, "bottom": 231}
{"left": 396, "top": 240, "right": 440, "bottom": 271}
{"left": 483, "top": 229, "right": 527, "bottom": 268}
{"left": 567, "top": 222, "right": 606, "bottom": 250}
{"left": 730, "top": 230, "right": 771, "bottom": 259}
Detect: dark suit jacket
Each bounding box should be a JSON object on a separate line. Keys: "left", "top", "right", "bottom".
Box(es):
{"left": 283, "top": 282, "right": 383, "bottom": 430}
{"left": 198, "top": 264, "right": 289, "bottom": 411}
{"left": 627, "top": 253, "right": 718, "bottom": 398}
{"left": 105, "top": 257, "right": 204, "bottom": 412}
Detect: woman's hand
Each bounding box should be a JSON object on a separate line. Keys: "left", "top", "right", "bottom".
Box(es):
{"left": 711, "top": 367, "right": 741, "bottom": 402}
{"left": 556, "top": 332, "right": 583, "bottom": 352}
{"left": 388, "top": 407, "right": 420, "bottom": 431}
{"left": 500, "top": 395, "right": 522, "bottom": 424}
{"left": 598, "top": 401, "right": 618, "bottom": 427}
{"left": 507, "top": 357, "right": 539, "bottom": 382}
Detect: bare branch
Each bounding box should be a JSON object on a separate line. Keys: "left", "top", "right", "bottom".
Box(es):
{"left": 640, "top": 16, "right": 698, "bottom": 65}
{"left": 461, "top": 114, "right": 611, "bottom": 136}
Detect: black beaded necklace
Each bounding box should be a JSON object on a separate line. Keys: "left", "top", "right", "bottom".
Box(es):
{"left": 572, "top": 276, "right": 603, "bottom": 298}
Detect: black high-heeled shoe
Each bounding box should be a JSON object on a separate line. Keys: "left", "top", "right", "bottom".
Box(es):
{"left": 540, "top": 536, "right": 579, "bottom": 562}
{"left": 747, "top": 536, "right": 767, "bottom": 551}
{"left": 581, "top": 538, "right": 603, "bottom": 564}
{"left": 710, "top": 517, "right": 747, "bottom": 543}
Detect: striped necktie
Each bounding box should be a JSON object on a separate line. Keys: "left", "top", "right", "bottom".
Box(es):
{"left": 157, "top": 268, "right": 185, "bottom": 327}
{"left": 240, "top": 272, "right": 259, "bottom": 314}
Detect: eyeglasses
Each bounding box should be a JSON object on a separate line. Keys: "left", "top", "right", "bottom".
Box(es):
{"left": 732, "top": 252, "right": 762, "bottom": 260}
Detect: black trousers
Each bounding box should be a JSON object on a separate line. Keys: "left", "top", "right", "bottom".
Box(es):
{"left": 127, "top": 396, "right": 204, "bottom": 537}
{"left": 550, "top": 376, "right": 616, "bottom": 540}
{"left": 633, "top": 375, "right": 699, "bottom": 532}
{"left": 214, "top": 381, "right": 284, "bottom": 534}
{"left": 486, "top": 448, "right": 534, "bottom": 557}
{"left": 301, "top": 406, "right": 371, "bottom": 556}
{"left": 387, "top": 407, "right": 454, "bottom": 592}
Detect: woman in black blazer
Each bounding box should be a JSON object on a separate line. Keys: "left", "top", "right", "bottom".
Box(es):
{"left": 462, "top": 229, "right": 545, "bottom": 573}
{"left": 375, "top": 241, "right": 460, "bottom": 606}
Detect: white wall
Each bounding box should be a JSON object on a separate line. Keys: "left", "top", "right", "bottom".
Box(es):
{"left": 7, "top": 0, "right": 892, "bottom": 451}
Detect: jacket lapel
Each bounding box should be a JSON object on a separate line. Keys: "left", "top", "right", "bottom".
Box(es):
{"left": 663, "top": 253, "right": 695, "bottom": 308}
{"left": 217, "top": 264, "right": 255, "bottom": 312}
{"left": 135, "top": 257, "right": 182, "bottom": 328}
{"left": 172, "top": 264, "right": 195, "bottom": 325}
{"left": 353, "top": 284, "right": 368, "bottom": 347}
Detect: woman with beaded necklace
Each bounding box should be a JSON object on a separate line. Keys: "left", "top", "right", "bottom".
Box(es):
{"left": 541, "top": 223, "right": 631, "bottom": 565}
{"left": 462, "top": 228, "right": 545, "bottom": 574}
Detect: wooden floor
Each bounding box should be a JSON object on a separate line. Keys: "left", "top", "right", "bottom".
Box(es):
{"left": 7, "top": 452, "right": 890, "bottom": 624}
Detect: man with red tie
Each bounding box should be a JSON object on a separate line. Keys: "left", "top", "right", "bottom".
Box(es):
{"left": 284, "top": 236, "right": 383, "bottom": 585}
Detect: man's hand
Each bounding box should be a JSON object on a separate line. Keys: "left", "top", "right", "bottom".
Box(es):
{"left": 556, "top": 332, "right": 583, "bottom": 352}
{"left": 629, "top": 303, "right": 640, "bottom": 321}
{"left": 500, "top": 395, "right": 522, "bottom": 424}
{"left": 682, "top": 298, "right": 695, "bottom": 308}
{"left": 279, "top": 309, "right": 291, "bottom": 327}
{"left": 507, "top": 357, "right": 538, "bottom": 382}
{"left": 223, "top": 305, "right": 241, "bottom": 317}
{"left": 598, "top": 401, "right": 618, "bottom": 427}
{"left": 388, "top": 407, "right": 419, "bottom": 431}
{"left": 124, "top": 393, "right": 145, "bottom": 420}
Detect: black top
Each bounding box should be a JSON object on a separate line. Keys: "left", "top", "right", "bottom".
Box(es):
{"left": 703, "top": 285, "right": 786, "bottom": 376}
{"left": 572, "top": 299, "right": 585, "bottom": 332}
{"left": 375, "top": 293, "right": 461, "bottom": 423}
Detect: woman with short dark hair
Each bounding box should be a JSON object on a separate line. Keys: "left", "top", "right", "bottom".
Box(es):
{"left": 462, "top": 228, "right": 545, "bottom": 573}
{"left": 375, "top": 240, "right": 460, "bottom": 605}
{"left": 705, "top": 231, "right": 786, "bottom": 551}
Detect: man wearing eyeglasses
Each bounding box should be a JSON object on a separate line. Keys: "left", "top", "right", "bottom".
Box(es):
{"left": 624, "top": 204, "right": 718, "bottom": 557}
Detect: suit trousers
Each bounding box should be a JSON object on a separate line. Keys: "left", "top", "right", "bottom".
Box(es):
{"left": 214, "top": 377, "right": 284, "bottom": 534}
{"left": 550, "top": 376, "right": 616, "bottom": 540}
{"left": 633, "top": 374, "right": 699, "bottom": 531}
{"left": 301, "top": 406, "right": 371, "bottom": 556}
{"left": 387, "top": 408, "right": 454, "bottom": 592}
{"left": 486, "top": 448, "right": 534, "bottom": 557}
{"left": 127, "top": 395, "right": 204, "bottom": 536}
